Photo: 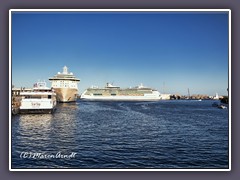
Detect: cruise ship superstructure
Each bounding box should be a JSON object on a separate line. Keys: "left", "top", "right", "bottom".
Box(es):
{"left": 81, "top": 83, "right": 161, "bottom": 101}
{"left": 49, "top": 66, "right": 80, "bottom": 102}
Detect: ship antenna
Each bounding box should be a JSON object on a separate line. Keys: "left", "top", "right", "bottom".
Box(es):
{"left": 188, "top": 88, "right": 190, "bottom": 99}
{"left": 163, "top": 82, "right": 165, "bottom": 94}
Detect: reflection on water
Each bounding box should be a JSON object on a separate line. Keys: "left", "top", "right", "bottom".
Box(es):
{"left": 12, "top": 100, "right": 229, "bottom": 169}
{"left": 16, "top": 114, "right": 53, "bottom": 146}
{"left": 19, "top": 114, "right": 53, "bottom": 130}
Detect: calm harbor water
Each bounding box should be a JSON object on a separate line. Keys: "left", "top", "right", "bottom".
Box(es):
{"left": 11, "top": 100, "right": 229, "bottom": 169}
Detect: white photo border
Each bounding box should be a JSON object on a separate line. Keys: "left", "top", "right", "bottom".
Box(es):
{"left": 9, "top": 9, "right": 231, "bottom": 171}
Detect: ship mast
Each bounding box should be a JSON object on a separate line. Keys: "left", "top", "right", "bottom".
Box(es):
{"left": 188, "top": 88, "right": 190, "bottom": 99}
{"left": 163, "top": 82, "right": 165, "bottom": 94}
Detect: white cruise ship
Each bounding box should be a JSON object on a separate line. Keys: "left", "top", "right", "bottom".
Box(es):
{"left": 19, "top": 81, "right": 57, "bottom": 114}
{"left": 81, "top": 83, "right": 161, "bottom": 101}
{"left": 49, "top": 66, "right": 80, "bottom": 102}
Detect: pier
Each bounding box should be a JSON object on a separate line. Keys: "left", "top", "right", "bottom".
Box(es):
{"left": 12, "top": 96, "right": 21, "bottom": 115}
{"left": 11, "top": 87, "right": 31, "bottom": 115}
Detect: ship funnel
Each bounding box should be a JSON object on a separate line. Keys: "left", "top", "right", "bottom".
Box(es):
{"left": 63, "top": 66, "right": 68, "bottom": 74}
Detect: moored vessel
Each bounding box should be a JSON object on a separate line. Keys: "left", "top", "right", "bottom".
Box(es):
{"left": 19, "top": 81, "right": 57, "bottom": 114}
{"left": 81, "top": 83, "right": 161, "bottom": 101}
{"left": 49, "top": 66, "right": 80, "bottom": 102}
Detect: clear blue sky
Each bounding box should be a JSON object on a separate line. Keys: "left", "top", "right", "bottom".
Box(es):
{"left": 12, "top": 11, "right": 229, "bottom": 96}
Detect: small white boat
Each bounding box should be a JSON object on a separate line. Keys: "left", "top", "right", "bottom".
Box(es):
{"left": 19, "top": 81, "right": 57, "bottom": 114}
{"left": 218, "top": 104, "right": 227, "bottom": 109}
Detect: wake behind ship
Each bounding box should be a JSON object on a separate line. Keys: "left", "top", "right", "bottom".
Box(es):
{"left": 81, "top": 83, "right": 161, "bottom": 101}
{"left": 49, "top": 66, "right": 80, "bottom": 102}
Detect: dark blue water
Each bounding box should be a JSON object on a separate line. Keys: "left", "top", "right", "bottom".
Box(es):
{"left": 11, "top": 100, "right": 229, "bottom": 169}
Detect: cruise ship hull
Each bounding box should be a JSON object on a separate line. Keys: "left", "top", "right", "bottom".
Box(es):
{"left": 80, "top": 95, "right": 161, "bottom": 101}
{"left": 53, "top": 88, "right": 78, "bottom": 102}
{"left": 81, "top": 83, "right": 161, "bottom": 101}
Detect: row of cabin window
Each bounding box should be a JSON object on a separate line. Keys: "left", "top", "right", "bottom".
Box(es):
{"left": 23, "top": 95, "right": 52, "bottom": 99}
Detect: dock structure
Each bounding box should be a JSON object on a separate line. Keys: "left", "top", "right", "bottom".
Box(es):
{"left": 11, "top": 87, "right": 31, "bottom": 115}
{"left": 12, "top": 96, "right": 21, "bottom": 115}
